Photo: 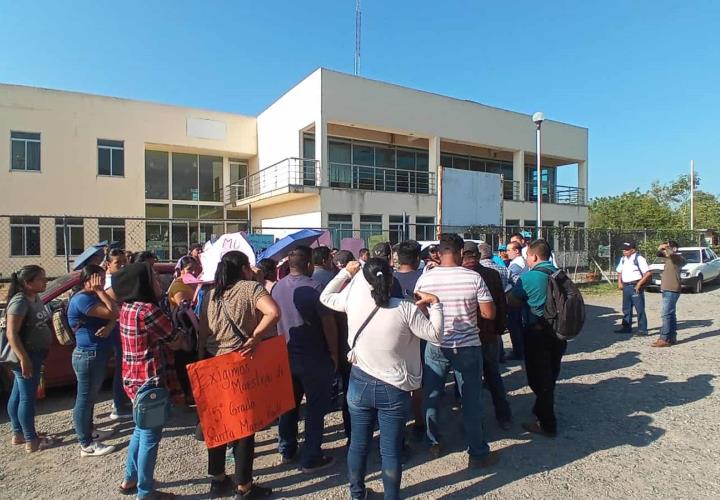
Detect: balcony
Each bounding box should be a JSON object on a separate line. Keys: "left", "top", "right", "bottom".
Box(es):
{"left": 225, "top": 158, "right": 319, "bottom": 206}
{"left": 524, "top": 184, "right": 586, "bottom": 205}
{"left": 329, "top": 163, "right": 436, "bottom": 195}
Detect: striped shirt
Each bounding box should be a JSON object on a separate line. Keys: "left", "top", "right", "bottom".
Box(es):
{"left": 414, "top": 265, "right": 492, "bottom": 348}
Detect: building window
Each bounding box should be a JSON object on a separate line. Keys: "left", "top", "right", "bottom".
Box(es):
{"left": 360, "top": 215, "right": 383, "bottom": 247}
{"left": 328, "top": 214, "right": 353, "bottom": 249}
{"left": 574, "top": 222, "right": 586, "bottom": 251}
{"left": 98, "top": 139, "right": 124, "bottom": 176}
{"left": 145, "top": 150, "right": 169, "bottom": 199}
{"left": 415, "top": 216, "right": 435, "bottom": 241}
{"left": 10, "top": 216, "right": 41, "bottom": 256}
{"left": 389, "top": 215, "right": 410, "bottom": 245}
{"left": 146, "top": 203, "right": 170, "bottom": 219}
{"left": 98, "top": 218, "right": 126, "bottom": 248}
{"left": 172, "top": 153, "right": 224, "bottom": 202}
{"left": 525, "top": 166, "right": 557, "bottom": 202}
{"left": 55, "top": 218, "right": 84, "bottom": 256}
{"left": 10, "top": 132, "right": 41, "bottom": 171}
{"left": 145, "top": 221, "right": 169, "bottom": 261}
{"left": 199, "top": 155, "right": 223, "bottom": 202}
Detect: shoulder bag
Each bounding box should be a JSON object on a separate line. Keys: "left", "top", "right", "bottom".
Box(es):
{"left": 346, "top": 306, "right": 380, "bottom": 364}
{"left": 217, "top": 297, "right": 249, "bottom": 344}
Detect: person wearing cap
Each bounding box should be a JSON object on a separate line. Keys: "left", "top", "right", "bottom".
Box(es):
{"left": 461, "top": 242, "right": 512, "bottom": 430}
{"left": 615, "top": 242, "right": 651, "bottom": 335}
{"left": 371, "top": 242, "right": 392, "bottom": 262}
{"left": 494, "top": 245, "right": 509, "bottom": 268}
{"left": 653, "top": 240, "right": 685, "bottom": 347}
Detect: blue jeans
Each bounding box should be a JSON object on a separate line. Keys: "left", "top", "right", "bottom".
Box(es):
{"left": 278, "top": 354, "right": 334, "bottom": 467}
{"left": 347, "top": 367, "right": 410, "bottom": 500}
{"left": 622, "top": 284, "right": 647, "bottom": 333}
{"left": 72, "top": 346, "right": 112, "bottom": 446}
{"left": 125, "top": 385, "right": 166, "bottom": 498}
{"left": 423, "top": 343, "right": 490, "bottom": 459}
{"left": 481, "top": 338, "right": 511, "bottom": 423}
{"left": 112, "top": 338, "right": 131, "bottom": 414}
{"left": 8, "top": 349, "right": 48, "bottom": 440}
{"left": 660, "top": 291, "right": 681, "bottom": 342}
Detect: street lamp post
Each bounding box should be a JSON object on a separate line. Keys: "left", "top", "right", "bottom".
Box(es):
{"left": 532, "top": 112, "right": 544, "bottom": 239}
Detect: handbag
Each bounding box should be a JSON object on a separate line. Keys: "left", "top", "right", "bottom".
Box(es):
{"left": 346, "top": 306, "right": 380, "bottom": 364}
{"left": 133, "top": 381, "right": 170, "bottom": 429}
{"left": 0, "top": 300, "right": 28, "bottom": 369}
{"left": 218, "top": 298, "right": 249, "bottom": 344}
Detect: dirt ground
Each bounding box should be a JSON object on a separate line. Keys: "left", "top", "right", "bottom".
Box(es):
{"left": 1, "top": 285, "right": 719, "bottom": 499}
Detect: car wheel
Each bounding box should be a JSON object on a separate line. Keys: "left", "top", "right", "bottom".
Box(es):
{"left": 694, "top": 275, "right": 703, "bottom": 294}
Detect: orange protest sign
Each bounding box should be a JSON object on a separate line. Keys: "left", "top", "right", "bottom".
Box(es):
{"left": 187, "top": 336, "right": 295, "bottom": 449}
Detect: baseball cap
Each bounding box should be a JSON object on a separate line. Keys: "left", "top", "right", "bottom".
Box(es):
{"left": 462, "top": 241, "right": 479, "bottom": 256}
{"left": 371, "top": 242, "right": 392, "bottom": 259}
{"left": 477, "top": 242, "right": 493, "bottom": 260}
{"left": 622, "top": 241, "right": 637, "bottom": 250}
{"left": 498, "top": 244, "right": 508, "bottom": 251}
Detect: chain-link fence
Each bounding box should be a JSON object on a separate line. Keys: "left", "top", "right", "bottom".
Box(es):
{"left": 0, "top": 214, "right": 712, "bottom": 282}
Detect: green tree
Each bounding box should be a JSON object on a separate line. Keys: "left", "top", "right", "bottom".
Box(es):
{"left": 589, "top": 190, "right": 677, "bottom": 229}
{"left": 648, "top": 173, "right": 700, "bottom": 209}
{"left": 677, "top": 191, "right": 720, "bottom": 229}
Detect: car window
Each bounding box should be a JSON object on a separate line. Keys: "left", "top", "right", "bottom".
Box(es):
{"left": 701, "top": 249, "right": 711, "bottom": 262}
{"left": 679, "top": 250, "right": 701, "bottom": 264}
{"left": 652, "top": 257, "right": 665, "bottom": 265}
{"left": 709, "top": 249, "right": 718, "bottom": 260}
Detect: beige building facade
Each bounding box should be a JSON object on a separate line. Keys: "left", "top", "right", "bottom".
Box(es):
{"left": 0, "top": 68, "right": 588, "bottom": 276}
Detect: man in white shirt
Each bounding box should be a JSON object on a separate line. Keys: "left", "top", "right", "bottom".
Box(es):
{"left": 511, "top": 232, "right": 558, "bottom": 267}
{"left": 615, "top": 241, "right": 652, "bottom": 335}
{"left": 505, "top": 242, "right": 527, "bottom": 360}
{"left": 414, "top": 234, "right": 499, "bottom": 469}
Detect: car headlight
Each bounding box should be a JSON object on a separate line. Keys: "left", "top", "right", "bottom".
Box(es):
{"left": 681, "top": 271, "right": 690, "bottom": 278}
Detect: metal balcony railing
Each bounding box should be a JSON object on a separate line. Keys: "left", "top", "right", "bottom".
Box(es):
{"left": 524, "top": 184, "right": 586, "bottom": 205}
{"left": 329, "top": 163, "right": 436, "bottom": 195}
{"left": 224, "top": 158, "right": 319, "bottom": 205}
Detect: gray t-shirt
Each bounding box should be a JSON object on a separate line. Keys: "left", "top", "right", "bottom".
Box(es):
{"left": 6, "top": 294, "right": 53, "bottom": 351}
{"left": 311, "top": 268, "right": 335, "bottom": 290}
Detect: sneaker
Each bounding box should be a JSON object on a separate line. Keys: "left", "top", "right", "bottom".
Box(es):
{"left": 92, "top": 428, "right": 116, "bottom": 441}
{"left": 468, "top": 450, "right": 501, "bottom": 469}
{"left": 80, "top": 441, "right": 116, "bottom": 457}
{"left": 110, "top": 410, "right": 133, "bottom": 421}
{"left": 235, "top": 482, "right": 272, "bottom": 499}
{"left": 301, "top": 455, "right": 336, "bottom": 474}
{"left": 209, "top": 476, "right": 235, "bottom": 498}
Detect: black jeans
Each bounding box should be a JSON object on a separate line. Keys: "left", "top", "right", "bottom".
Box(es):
{"left": 339, "top": 355, "right": 352, "bottom": 441}
{"left": 523, "top": 324, "right": 567, "bottom": 434}
{"left": 208, "top": 435, "right": 255, "bottom": 486}
{"left": 174, "top": 349, "right": 198, "bottom": 400}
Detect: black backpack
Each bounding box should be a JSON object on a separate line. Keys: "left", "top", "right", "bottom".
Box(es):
{"left": 171, "top": 299, "right": 199, "bottom": 352}
{"left": 537, "top": 267, "right": 585, "bottom": 341}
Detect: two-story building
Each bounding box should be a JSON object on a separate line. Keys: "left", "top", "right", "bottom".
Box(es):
{"left": 0, "top": 68, "right": 588, "bottom": 276}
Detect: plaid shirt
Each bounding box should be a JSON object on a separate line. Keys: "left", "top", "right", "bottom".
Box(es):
{"left": 119, "top": 302, "right": 181, "bottom": 402}
{"left": 480, "top": 258, "right": 511, "bottom": 292}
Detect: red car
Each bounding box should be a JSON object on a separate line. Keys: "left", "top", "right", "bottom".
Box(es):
{"left": 1, "top": 263, "right": 176, "bottom": 392}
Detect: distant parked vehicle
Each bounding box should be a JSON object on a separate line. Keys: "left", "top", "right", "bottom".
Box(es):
{"left": 648, "top": 247, "right": 720, "bottom": 294}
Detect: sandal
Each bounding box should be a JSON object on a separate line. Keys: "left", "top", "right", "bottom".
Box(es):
{"left": 25, "top": 435, "right": 57, "bottom": 453}
{"left": 117, "top": 483, "right": 138, "bottom": 496}
{"left": 12, "top": 431, "right": 48, "bottom": 445}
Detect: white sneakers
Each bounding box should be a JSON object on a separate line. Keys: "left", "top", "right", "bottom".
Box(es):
{"left": 109, "top": 411, "right": 133, "bottom": 421}
{"left": 80, "top": 441, "right": 116, "bottom": 457}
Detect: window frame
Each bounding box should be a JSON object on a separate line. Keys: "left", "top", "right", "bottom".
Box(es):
{"left": 55, "top": 218, "right": 85, "bottom": 257}
{"left": 10, "top": 131, "right": 41, "bottom": 172}
{"left": 10, "top": 216, "right": 41, "bottom": 256}
{"left": 98, "top": 218, "right": 126, "bottom": 248}
{"left": 97, "top": 139, "right": 125, "bottom": 177}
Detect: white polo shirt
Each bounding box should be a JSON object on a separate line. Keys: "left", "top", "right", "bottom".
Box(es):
{"left": 616, "top": 252, "right": 650, "bottom": 283}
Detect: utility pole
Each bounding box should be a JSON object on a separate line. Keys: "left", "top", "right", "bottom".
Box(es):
{"left": 354, "top": 0, "right": 362, "bottom": 75}
{"left": 690, "top": 159, "right": 695, "bottom": 230}
{"left": 532, "top": 112, "right": 544, "bottom": 238}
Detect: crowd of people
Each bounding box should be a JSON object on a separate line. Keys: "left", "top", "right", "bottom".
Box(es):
{"left": 2, "top": 231, "right": 686, "bottom": 499}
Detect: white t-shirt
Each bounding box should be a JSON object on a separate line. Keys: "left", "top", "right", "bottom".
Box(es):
{"left": 616, "top": 252, "right": 650, "bottom": 283}
{"left": 320, "top": 270, "right": 443, "bottom": 391}
{"left": 508, "top": 256, "right": 528, "bottom": 285}
{"left": 414, "top": 266, "right": 492, "bottom": 349}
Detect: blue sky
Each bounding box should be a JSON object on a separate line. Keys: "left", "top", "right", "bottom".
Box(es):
{"left": 1, "top": 0, "right": 718, "bottom": 198}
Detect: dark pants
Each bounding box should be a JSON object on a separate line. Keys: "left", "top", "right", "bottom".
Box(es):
{"left": 173, "top": 349, "right": 198, "bottom": 401}
{"left": 481, "top": 338, "right": 512, "bottom": 423}
{"left": 338, "top": 356, "right": 352, "bottom": 441}
{"left": 621, "top": 283, "right": 647, "bottom": 333}
{"left": 278, "top": 354, "right": 334, "bottom": 467}
{"left": 523, "top": 324, "right": 567, "bottom": 434}
{"left": 507, "top": 309, "right": 525, "bottom": 358}
{"left": 208, "top": 435, "right": 255, "bottom": 486}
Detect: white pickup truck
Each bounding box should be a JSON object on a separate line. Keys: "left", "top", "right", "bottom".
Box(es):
{"left": 648, "top": 247, "right": 720, "bottom": 293}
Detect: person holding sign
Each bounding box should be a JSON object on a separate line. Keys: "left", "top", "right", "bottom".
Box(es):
{"left": 198, "top": 251, "right": 280, "bottom": 499}
{"left": 112, "top": 262, "right": 186, "bottom": 500}
{"left": 320, "top": 258, "right": 443, "bottom": 500}
{"left": 272, "top": 246, "right": 339, "bottom": 474}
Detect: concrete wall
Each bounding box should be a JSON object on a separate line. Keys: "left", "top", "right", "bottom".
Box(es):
{"left": 504, "top": 200, "right": 588, "bottom": 225}
{"left": 0, "top": 84, "right": 257, "bottom": 218}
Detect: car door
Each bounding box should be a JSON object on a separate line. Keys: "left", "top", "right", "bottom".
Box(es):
{"left": 701, "top": 249, "right": 718, "bottom": 280}
{"left": 710, "top": 249, "right": 720, "bottom": 280}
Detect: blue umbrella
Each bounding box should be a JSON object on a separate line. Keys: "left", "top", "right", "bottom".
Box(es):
{"left": 257, "top": 229, "right": 324, "bottom": 262}
{"left": 72, "top": 241, "right": 120, "bottom": 271}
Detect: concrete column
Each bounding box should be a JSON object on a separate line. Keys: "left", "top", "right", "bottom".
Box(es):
{"left": 429, "top": 136, "right": 441, "bottom": 193}
{"left": 513, "top": 150, "right": 525, "bottom": 201}
{"left": 578, "top": 160, "right": 588, "bottom": 203}
{"left": 316, "top": 118, "right": 328, "bottom": 187}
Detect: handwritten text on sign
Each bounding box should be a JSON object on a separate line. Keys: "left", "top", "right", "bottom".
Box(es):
{"left": 187, "top": 336, "right": 295, "bottom": 448}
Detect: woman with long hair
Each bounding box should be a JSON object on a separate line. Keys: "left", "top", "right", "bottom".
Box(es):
{"left": 113, "top": 262, "right": 185, "bottom": 499}
{"left": 5, "top": 265, "right": 55, "bottom": 452}
{"left": 198, "top": 251, "right": 280, "bottom": 499}
{"left": 105, "top": 248, "right": 132, "bottom": 420}
{"left": 68, "top": 264, "right": 118, "bottom": 457}
{"left": 320, "top": 258, "right": 443, "bottom": 500}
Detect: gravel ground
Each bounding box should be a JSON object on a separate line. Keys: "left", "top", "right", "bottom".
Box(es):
{"left": 2, "top": 285, "right": 719, "bottom": 499}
